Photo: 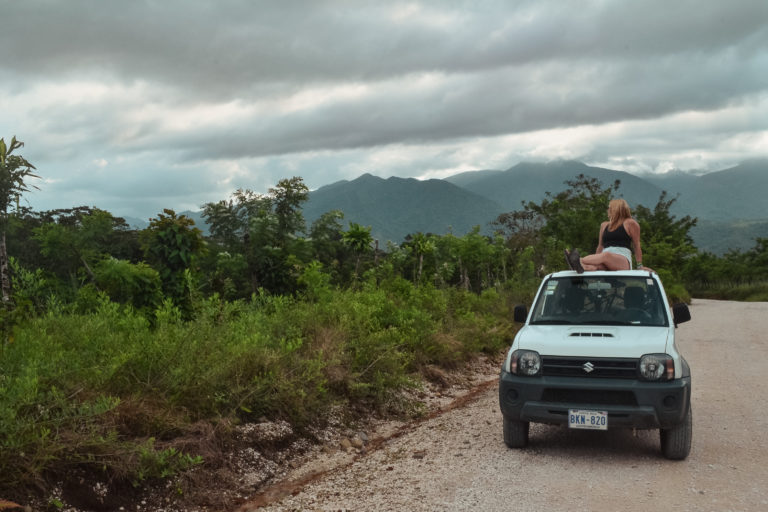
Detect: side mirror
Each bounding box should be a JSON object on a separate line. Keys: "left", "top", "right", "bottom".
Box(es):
{"left": 513, "top": 305, "right": 528, "bottom": 323}
{"left": 672, "top": 303, "right": 691, "bottom": 326}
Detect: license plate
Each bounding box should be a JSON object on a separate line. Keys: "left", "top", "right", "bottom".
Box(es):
{"left": 568, "top": 409, "right": 608, "bottom": 430}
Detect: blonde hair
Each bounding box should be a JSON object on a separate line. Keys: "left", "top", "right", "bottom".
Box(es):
{"left": 608, "top": 199, "right": 631, "bottom": 229}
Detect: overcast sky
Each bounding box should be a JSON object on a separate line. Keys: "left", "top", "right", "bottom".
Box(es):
{"left": 2, "top": 0, "right": 767, "bottom": 220}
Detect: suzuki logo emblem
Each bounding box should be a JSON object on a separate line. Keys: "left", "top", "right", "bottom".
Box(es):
{"left": 583, "top": 362, "right": 595, "bottom": 373}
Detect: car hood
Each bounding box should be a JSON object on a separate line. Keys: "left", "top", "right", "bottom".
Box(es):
{"left": 515, "top": 324, "right": 671, "bottom": 358}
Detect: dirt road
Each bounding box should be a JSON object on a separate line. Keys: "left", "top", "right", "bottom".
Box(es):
{"left": 252, "top": 299, "right": 768, "bottom": 512}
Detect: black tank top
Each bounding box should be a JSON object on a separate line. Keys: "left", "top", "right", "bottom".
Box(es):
{"left": 603, "top": 223, "right": 632, "bottom": 250}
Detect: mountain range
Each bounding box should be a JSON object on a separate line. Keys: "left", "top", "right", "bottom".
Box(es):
{"left": 302, "top": 160, "right": 768, "bottom": 255}
{"left": 125, "top": 160, "right": 768, "bottom": 255}
{"left": 301, "top": 173, "right": 502, "bottom": 243}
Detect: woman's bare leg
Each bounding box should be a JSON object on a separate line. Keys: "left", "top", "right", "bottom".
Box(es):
{"left": 581, "top": 252, "right": 630, "bottom": 271}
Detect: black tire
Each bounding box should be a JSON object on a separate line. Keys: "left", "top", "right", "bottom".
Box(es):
{"left": 503, "top": 415, "right": 529, "bottom": 448}
{"left": 660, "top": 406, "right": 692, "bottom": 460}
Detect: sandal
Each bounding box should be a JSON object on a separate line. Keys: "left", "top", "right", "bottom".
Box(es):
{"left": 567, "top": 248, "right": 584, "bottom": 274}
{"left": 564, "top": 249, "right": 574, "bottom": 270}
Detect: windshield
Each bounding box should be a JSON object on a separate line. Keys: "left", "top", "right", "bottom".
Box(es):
{"left": 529, "top": 275, "right": 669, "bottom": 326}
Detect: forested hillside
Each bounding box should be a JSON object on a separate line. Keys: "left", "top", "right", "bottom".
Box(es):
{"left": 445, "top": 160, "right": 664, "bottom": 214}
{"left": 305, "top": 160, "right": 768, "bottom": 254}
{"left": 643, "top": 160, "right": 768, "bottom": 220}
{"left": 303, "top": 173, "right": 504, "bottom": 242}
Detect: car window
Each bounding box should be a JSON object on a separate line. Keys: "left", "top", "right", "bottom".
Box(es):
{"left": 530, "top": 276, "right": 668, "bottom": 326}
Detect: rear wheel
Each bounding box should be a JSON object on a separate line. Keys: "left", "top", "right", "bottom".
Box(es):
{"left": 660, "top": 406, "right": 692, "bottom": 460}
{"left": 503, "top": 415, "right": 529, "bottom": 448}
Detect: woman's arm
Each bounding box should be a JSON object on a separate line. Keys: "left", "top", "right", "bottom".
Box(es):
{"left": 596, "top": 222, "right": 608, "bottom": 253}
{"left": 626, "top": 218, "right": 643, "bottom": 265}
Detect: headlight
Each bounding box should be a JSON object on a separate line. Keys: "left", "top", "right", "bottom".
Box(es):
{"left": 639, "top": 354, "right": 674, "bottom": 381}
{"left": 510, "top": 350, "right": 541, "bottom": 376}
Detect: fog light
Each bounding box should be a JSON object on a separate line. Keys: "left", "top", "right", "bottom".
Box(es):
{"left": 663, "top": 395, "right": 676, "bottom": 408}
{"left": 507, "top": 389, "right": 519, "bottom": 401}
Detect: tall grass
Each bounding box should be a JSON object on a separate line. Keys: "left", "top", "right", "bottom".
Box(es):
{"left": 0, "top": 278, "right": 520, "bottom": 493}
{"left": 688, "top": 280, "right": 768, "bottom": 302}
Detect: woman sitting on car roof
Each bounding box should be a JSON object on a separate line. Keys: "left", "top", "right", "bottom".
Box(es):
{"left": 565, "top": 198, "right": 643, "bottom": 273}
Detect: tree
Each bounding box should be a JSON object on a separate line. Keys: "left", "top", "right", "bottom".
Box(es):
{"left": 739, "top": 238, "right": 768, "bottom": 281}
{"left": 634, "top": 192, "right": 697, "bottom": 281}
{"left": 342, "top": 223, "right": 373, "bottom": 282}
{"left": 406, "top": 232, "right": 436, "bottom": 284}
{"left": 270, "top": 176, "right": 309, "bottom": 241}
{"left": 33, "top": 208, "right": 139, "bottom": 290}
{"left": 94, "top": 258, "right": 162, "bottom": 313}
{"left": 456, "top": 227, "right": 493, "bottom": 292}
{"left": 201, "top": 178, "right": 311, "bottom": 296}
{"left": 492, "top": 209, "right": 545, "bottom": 255}
{"left": 202, "top": 189, "right": 268, "bottom": 252}
{"left": 0, "top": 136, "right": 39, "bottom": 306}
{"left": 432, "top": 233, "right": 461, "bottom": 287}
{"left": 141, "top": 209, "right": 205, "bottom": 313}
{"left": 494, "top": 174, "right": 619, "bottom": 274}
{"left": 308, "top": 209, "right": 347, "bottom": 280}
{"left": 525, "top": 174, "right": 619, "bottom": 254}
{"left": 202, "top": 189, "right": 268, "bottom": 295}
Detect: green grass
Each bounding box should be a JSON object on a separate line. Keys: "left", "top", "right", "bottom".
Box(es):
{"left": 0, "top": 278, "right": 519, "bottom": 495}
{"left": 689, "top": 280, "right": 768, "bottom": 302}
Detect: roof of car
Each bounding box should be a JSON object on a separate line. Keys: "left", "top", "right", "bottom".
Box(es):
{"left": 550, "top": 269, "right": 658, "bottom": 279}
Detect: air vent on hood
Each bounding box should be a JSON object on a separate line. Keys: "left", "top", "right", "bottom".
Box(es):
{"left": 569, "top": 332, "right": 614, "bottom": 338}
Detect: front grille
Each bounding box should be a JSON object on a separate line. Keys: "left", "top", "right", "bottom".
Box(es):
{"left": 541, "top": 388, "right": 638, "bottom": 406}
{"left": 542, "top": 356, "right": 637, "bottom": 379}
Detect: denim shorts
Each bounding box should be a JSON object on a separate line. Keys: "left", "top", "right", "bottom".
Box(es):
{"left": 602, "top": 246, "right": 632, "bottom": 268}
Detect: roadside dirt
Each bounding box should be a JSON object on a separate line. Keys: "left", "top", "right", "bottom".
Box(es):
{"left": 243, "top": 299, "right": 768, "bottom": 512}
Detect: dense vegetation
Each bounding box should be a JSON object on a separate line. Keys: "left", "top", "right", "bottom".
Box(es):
{"left": 2, "top": 137, "right": 767, "bottom": 503}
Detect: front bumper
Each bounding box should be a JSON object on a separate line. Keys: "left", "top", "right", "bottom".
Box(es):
{"left": 498, "top": 370, "right": 691, "bottom": 429}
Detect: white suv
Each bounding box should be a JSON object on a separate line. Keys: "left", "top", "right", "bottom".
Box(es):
{"left": 498, "top": 269, "right": 692, "bottom": 459}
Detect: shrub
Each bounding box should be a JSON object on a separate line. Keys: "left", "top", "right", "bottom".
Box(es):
{"left": 95, "top": 258, "right": 162, "bottom": 313}
{"left": 0, "top": 276, "right": 519, "bottom": 497}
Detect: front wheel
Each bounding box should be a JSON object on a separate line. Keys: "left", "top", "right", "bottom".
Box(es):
{"left": 503, "top": 415, "right": 529, "bottom": 448}
{"left": 660, "top": 406, "right": 692, "bottom": 460}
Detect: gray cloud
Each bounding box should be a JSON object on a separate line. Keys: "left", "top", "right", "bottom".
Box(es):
{"left": 2, "top": 0, "right": 768, "bottom": 218}
{"left": 6, "top": 1, "right": 768, "bottom": 89}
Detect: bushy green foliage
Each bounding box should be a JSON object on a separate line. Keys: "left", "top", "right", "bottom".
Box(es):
{"left": 1, "top": 137, "right": 39, "bottom": 308}
{"left": 298, "top": 260, "right": 333, "bottom": 302}
{"left": 197, "top": 250, "right": 250, "bottom": 301}
{"left": 7, "top": 257, "right": 56, "bottom": 316}
{"left": 308, "top": 209, "right": 349, "bottom": 282}
{"left": 493, "top": 175, "right": 618, "bottom": 277}
{"left": 682, "top": 238, "right": 768, "bottom": 300}
{"left": 688, "top": 281, "right": 768, "bottom": 301}
{"left": 201, "top": 178, "right": 313, "bottom": 297}
{"left": 141, "top": 210, "right": 205, "bottom": 315}
{"left": 635, "top": 192, "right": 697, "bottom": 285}
{"left": 95, "top": 258, "right": 162, "bottom": 313}
{"left": 0, "top": 277, "right": 517, "bottom": 494}
{"left": 31, "top": 208, "right": 139, "bottom": 293}
{"left": 0, "top": 137, "right": 39, "bottom": 222}
{"left": 342, "top": 222, "right": 373, "bottom": 282}
{"left": 134, "top": 439, "right": 203, "bottom": 484}
{"left": 522, "top": 174, "right": 617, "bottom": 254}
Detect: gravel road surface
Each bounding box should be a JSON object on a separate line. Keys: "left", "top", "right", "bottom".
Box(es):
{"left": 248, "top": 299, "right": 768, "bottom": 512}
